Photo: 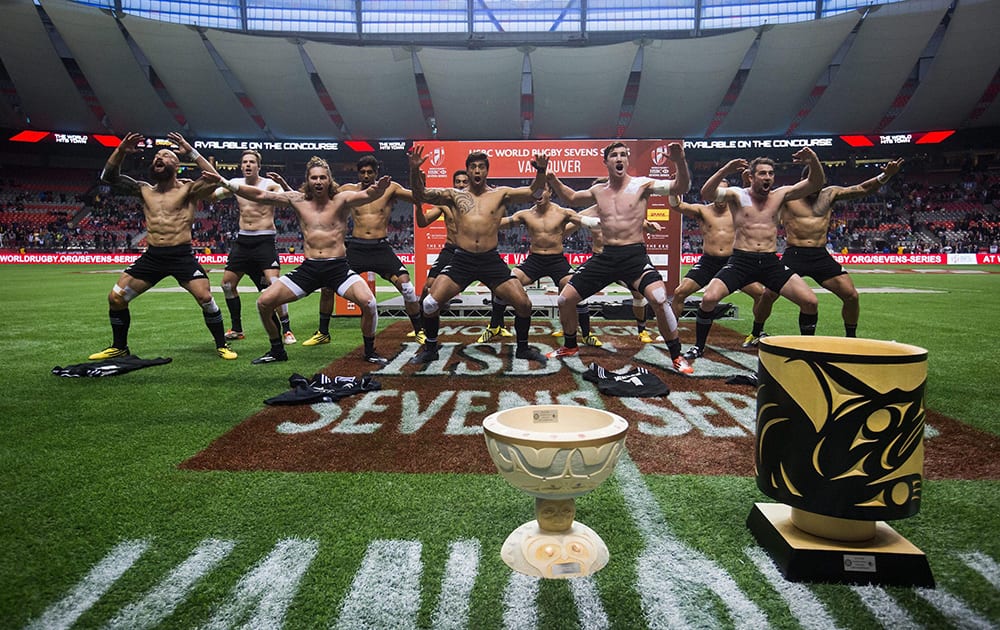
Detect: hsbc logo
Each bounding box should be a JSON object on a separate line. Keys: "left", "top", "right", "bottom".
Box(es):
{"left": 429, "top": 147, "right": 446, "bottom": 167}
{"left": 651, "top": 145, "right": 671, "bottom": 166}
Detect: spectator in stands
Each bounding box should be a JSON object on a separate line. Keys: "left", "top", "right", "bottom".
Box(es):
{"left": 89, "top": 132, "right": 237, "bottom": 361}
{"left": 211, "top": 149, "right": 297, "bottom": 345}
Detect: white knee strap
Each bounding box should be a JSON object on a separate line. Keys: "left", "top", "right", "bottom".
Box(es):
{"left": 200, "top": 297, "right": 220, "bottom": 313}
{"left": 633, "top": 297, "right": 647, "bottom": 308}
{"left": 222, "top": 282, "right": 237, "bottom": 300}
{"left": 423, "top": 295, "right": 439, "bottom": 315}
{"left": 365, "top": 298, "right": 379, "bottom": 336}
{"left": 649, "top": 286, "right": 668, "bottom": 306}
{"left": 112, "top": 284, "right": 138, "bottom": 303}
{"left": 400, "top": 281, "right": 419, "bottom": 304}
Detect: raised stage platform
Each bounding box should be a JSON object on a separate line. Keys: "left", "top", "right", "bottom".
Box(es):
{"left": 373, "top": 285, "right": 738, "bottom": 320}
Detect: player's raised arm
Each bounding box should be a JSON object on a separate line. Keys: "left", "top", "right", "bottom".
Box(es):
{"left": 783, "top": 148, "right": 826, "bottom": 201}
{"left": 701, "top": 159, "right": 747, "bottom": 203}
{"left": 547, "top": 173, "right": 596, "bottom": 207}
{"left": 341, "top": 175, "right": 392, "bottom": 207}
{"left": 169, "top": 133, "right": 221, "bottom": 199}
{"left": 412, "top": 169, "right": 449, "bottom": 227}
{"left": 666, "top": 193, "right": 703, "bottom": 220}
{"left": 416, "top": 203, "right": 449, "bottom": 228}
{"left": 205, "top": 171, "right": 300, "bottom": 206}
{"left": 501, "top": 153, "right": 550, "bottom": 203}
{"left": 408, "top": 145, "right": 455, "bottom": 207}
{"left": 391, "top": 182, "right": 417, "bottom": 204}
{"left": 266, "top": 171, "right": 294, "bottom": 191}
{"left": 100, "top": 132, "right": 145, "bottom": 194}
{"left": 562, "top": 207, "right": 600, "bottom": 228}
{"left": 646, "top": 142, "right": 690, "bottom": 197}
{"left": 169, "top": 132, "right": 216, "bottom": 176}
{"left": 829, "top": 158, "right": 904, "bottom": 203}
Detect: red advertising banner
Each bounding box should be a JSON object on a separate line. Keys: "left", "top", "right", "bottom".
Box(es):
{"left": 2, "top": 250, "right": 997, "bottom": 266}
{"left": 678, "top": 252, "right": 1000, "bottom": 265}
{"left": 411, "top": 139, "right": 683, "bottom": 293}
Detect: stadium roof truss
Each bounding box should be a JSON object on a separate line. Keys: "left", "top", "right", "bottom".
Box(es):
{"left": 0, "top": 0, "right": 997, "bottom": 140}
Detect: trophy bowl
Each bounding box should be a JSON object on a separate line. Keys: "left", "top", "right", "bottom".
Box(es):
{"left": 483, "top": 405, "right": 628, "bottom": 579}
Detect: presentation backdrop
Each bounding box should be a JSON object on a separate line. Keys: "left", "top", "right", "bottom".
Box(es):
{"left": 411, "top": 139, "right": 683, "bottom": 293}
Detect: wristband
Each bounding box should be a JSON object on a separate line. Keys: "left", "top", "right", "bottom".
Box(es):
{"left": 222, "top": 178, "right": 240, "bottom": 194}
{"left": 876, "top": 172, "right": 889, "bottom": 184}
{"left": 581, "top": 216, "right": 600, "bottom": 228}
{"left": 188, "top": 149, "right": 202, "bottom": 162}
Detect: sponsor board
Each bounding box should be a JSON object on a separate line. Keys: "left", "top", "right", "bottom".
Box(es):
{"left": 3, "top": 251, "right": 998, "bottom": 265}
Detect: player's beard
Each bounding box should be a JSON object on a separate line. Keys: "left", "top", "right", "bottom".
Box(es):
{"left": 149, "top": 162, "right": 176, "bottom": 182}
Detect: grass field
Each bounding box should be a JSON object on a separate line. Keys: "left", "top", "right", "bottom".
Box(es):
{"left": 1, "top": 263, "right": 998, "bottom": 629}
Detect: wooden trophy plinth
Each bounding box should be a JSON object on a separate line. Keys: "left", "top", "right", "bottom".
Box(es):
{"left": 747, "top": 503, "right": 934, "bottom": 587}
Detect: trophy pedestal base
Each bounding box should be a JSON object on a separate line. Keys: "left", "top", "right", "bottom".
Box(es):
{"left": 501, "top": 520, "right": 609, "bottom": 579}
{"left": 747, "top": 503, "right": 934, "bottom": 587}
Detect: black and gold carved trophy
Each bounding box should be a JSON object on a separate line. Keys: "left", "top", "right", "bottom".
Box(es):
{"left": 747, "top": 336, "right": 934, "bottom": 586}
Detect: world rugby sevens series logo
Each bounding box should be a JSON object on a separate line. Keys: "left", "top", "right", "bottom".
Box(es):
{"left": 651, "top": 145, "right": 671, "bottom": 166}
{"left": 430, "top": 147, "right": 446, "bottom": 167}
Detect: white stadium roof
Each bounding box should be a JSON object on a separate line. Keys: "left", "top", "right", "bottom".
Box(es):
{"left": 0, "top": 0, "right": 997, "bottom": 140}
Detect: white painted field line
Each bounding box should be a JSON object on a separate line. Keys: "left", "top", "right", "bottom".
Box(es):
{"left": 915, "top": 586, "right": 996, "bottom": 630}
{"left": 502, "top": 571, "right": 539, "bottom": 630}
{"left": 104, "top": 539, "right": 235, "bottom": 630}
{"left": 744, "top": 545, "right": 842, "bottom": 630}
{"left": 569, "top": 577, "right": 610, "bottom": 630}
{"left": 201, "top": 538, "right": 318, "bottom": 630}
{"left": 958, "top": 551, "right": 1000, "bottom": 590}
{"left": 615, "top": 452, "right": 770, "bottom": 629}
{"left": 431, "top": 539, "right": 480, "bottom": 630}
{"left": 334, "top": 539, "right": 423, "bottom": 630}
{"left": 25, "top": 539, "right": 150, "bottom": 630}
{"left": 850, "top": 584, "right": 922, "bottom": 630}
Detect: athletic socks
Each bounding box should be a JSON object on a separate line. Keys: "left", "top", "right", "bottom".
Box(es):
{"left": 363, "top": 335, "right": 376, "bottom": 355}
{"left": 110, "top": 307, "right": 130, "bottom": 349}
{"left": 514, "top": 314, "right": 530, "bottom": 352}
{"left": 799, "top": 312, "right": 818, "bottom": 336}
{"left": 225, "top": 296, "right": 242, "bottom": 332}
{"left": 578, "top": 306, "right": 591, "bottom": 337}
{"left": 563, "top": 333, "right": 578, "bottom": 350}
{"left": 695, "top": 308, "right": 714, "bottom": 349}
{"left": 489, "top": 300, "right": 505, "bottom": 329}
{"left": 845, "top": 324, "right": 858, "bottom": 338}
{"left": 279, "top": 314, "right": 292, "bottom": 334}
{"left": 203, "top": 307, "right": 227, "bottom": 346}
{"left": 423, "top": 315, "right": 440, "bottom": 352}
{"left": 318, "top": 313, "right": 332, "bottom": 336}
{"left": 666, "top": 337, "right": 682, "bottom": 360}
{"left": 751, "top": 321, "right": 766, "bottom": 337}
{"left": 408, "top": 312, "right": 422, "bottom": 335}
